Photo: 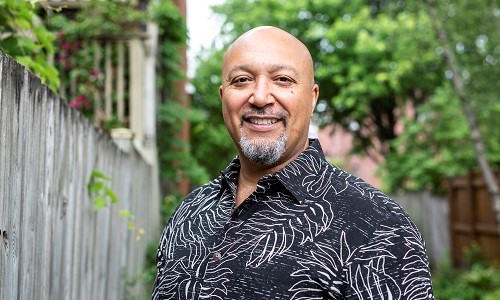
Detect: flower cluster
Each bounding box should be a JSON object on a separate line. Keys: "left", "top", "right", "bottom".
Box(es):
{"left": 55, "top": 31, "right": 104, "bottom": 118}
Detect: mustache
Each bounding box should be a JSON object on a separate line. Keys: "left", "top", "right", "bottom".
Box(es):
{"left": 241, "top": 109, "right": 287, "bottom": 120}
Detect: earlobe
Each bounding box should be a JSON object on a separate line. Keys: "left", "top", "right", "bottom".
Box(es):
{"left": 311, "top": 84, "right": 319, "bottom": 115}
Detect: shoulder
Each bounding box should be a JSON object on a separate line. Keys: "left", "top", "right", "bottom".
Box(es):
{"left": 313, "top": 160, "right": 422, "bottom": 242}
{"left": 167, "top": 176, "right": 225, "bottom": 225}
{"left": 184, "top": 176, "right": 225, "bottom": 204}
{"left": 328, "top": 161, "right": 410, "bottom": 220}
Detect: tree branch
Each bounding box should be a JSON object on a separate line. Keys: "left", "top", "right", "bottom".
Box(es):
{"left": 426, "top": 0, "right": 500, "bottom": 232}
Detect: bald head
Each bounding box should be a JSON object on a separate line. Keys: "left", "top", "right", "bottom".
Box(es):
{"left": 222, "top": 26, "right": 315, "bottom": 85}
{"left": 219, "top": 25, "right": 319, "bottom": 171}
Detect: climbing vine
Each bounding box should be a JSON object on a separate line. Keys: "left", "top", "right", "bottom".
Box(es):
{"left": 150, "top": 1, "right": 209, "bottom": 198}
{"left": 87, "top": 169, "right": 144, "bottom": 241}
{"left": 0, "top": 0, "right": 60, "bottom": 90}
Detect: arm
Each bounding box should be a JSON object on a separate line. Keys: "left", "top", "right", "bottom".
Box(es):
{"left": 343, "top": 223, "right": 434, "bottom": 299}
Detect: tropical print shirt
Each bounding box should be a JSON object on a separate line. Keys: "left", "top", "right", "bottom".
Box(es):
{"left": 152, "top": 139, "right": 434, "bottom": 299}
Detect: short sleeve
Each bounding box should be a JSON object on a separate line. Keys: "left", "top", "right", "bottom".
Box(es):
{"left": 343, "top": 223, "right": 434, "bottom": 299}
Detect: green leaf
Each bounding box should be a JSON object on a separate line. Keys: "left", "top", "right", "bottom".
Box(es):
{"left": 33, "top": 26, "right": 55, "bottom": 53}
{"left": 15, "top": 18, "right": 32, "bottom": 30}
{"left": 14, "top": 55, "right": 31, "bottom": 66}
{"left": 104, "top": 187, "right": 119, "bottom": 203}
{"left": 91, "top": 170, "right": 111, "bottom": 181}
{"left": 88, "top": 181, "right": 104, "bottom": 193}
{"left": 128, "top": 222, "right": 136, "bottom": 231}
{"left": 119, "top": 209, "right": 134, "bottom": 219}
{"left": 93, "top": 196, "right": 107, "bottom": 210}
{"left": 16, "top": 36, "right": 41, "bottom": 52}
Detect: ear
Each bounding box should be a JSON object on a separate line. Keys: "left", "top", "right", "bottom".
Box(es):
{"left": 310, "top": 84, "right": 319, "bottom": 116}
{"left": 219, "top": 85, "right": 223, "bottom": 101}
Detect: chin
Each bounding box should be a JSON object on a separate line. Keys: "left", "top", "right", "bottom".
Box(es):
{"left": 239, "top": 132, "right": 287, "bottom": 166}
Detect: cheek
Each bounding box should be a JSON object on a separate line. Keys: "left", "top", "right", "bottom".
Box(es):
{"left": 221, "top": 101, "right": 241, "bottom": 130}
{"left": 286, "top": 100, "right": 313, "bottom": 130}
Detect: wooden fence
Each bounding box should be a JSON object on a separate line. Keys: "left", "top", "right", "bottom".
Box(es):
{"left": 0, "top": 50, "right": 160, "bottom": 299}
{"left": 448, "top": 171, "right": 500, "bottom": 267}
{"left": 392, "top": 191, "right": 450, "bottom": 267}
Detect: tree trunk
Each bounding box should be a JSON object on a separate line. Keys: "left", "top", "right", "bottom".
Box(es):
{"left": 426, "top": 0, "right": 500, "bottom": 233}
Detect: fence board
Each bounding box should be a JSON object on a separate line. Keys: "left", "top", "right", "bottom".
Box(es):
{"left": 3, "top": 55, "right": 24, "bottom": 300}
{"left": 392, "top": 191, "right": 450, "bottom": 267}
{"left": 448, "top": 171, "right": 500, "bottom": 267}
{"left": 19, "top": 69, "right": 36, "bottom": 300}
{"left": 0, "top": 54, "right": 6, "bottom": 300}
{"left": 0, "top": 50, "right": 160, "bottom": 299}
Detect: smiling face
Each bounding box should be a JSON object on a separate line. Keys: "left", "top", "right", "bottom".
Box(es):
{"left": 220, "top": 26, "right": 319, "bottom": 169}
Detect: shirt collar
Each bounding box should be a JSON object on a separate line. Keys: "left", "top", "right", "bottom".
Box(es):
{"left": 220, "top": 158, "right": 240, "bottom": 196}
{"left": 220, "top": 139, "right": 326, "bottom": 204}
{"left": 274, "top": 139, "right": 325, "bottom": 204}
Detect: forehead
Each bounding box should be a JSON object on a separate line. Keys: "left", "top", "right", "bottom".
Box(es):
{"left": 222, "top": 33, "right": 311, "bottom": 78}
{"left": 226, "top": 63, "right": 299, "bottom": 79}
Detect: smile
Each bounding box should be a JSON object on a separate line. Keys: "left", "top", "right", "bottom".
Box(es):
{"left": 247, "top": 118, "right": 279, "bottom": 125}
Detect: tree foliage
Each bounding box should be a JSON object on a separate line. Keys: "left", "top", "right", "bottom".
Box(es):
{"left": 191, "top": 0, "right": 442, "bottom": 178}
{"left": 383, "top": 0, "right": 500, "bottom": 193}
{"left": 1, "top": 0, "right": 204, "bottom": 194}
{"left": 151, "top": 0, "right": 210, "bottom": 189}
{"left": 190, "top": 48, "right": 236, "bottom": 177}
{"left": 0, "top": 0, "right": 60, "bottom": 90}
{"left": 190, "top": 0, "right": 499, "bottom": 192}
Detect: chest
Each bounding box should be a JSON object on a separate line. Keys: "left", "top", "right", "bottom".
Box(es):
{"left": 164, "top": 190, "right": 346, "bottom": 299}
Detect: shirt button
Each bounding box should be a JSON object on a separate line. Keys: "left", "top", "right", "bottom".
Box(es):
{"left": 212, "top": 252, "right": 222, "bottom": 261}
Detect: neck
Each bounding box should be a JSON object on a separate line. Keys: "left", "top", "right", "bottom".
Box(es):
{"left": 234, "top": 139, "right": 310, "bottom": 206}
{"left": 234, "top": 158, "right": 279, "bottom": 207}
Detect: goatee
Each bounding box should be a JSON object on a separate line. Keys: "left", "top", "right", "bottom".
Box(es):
{"left": 239, "top": 131, "right": 287, "bottom": 165}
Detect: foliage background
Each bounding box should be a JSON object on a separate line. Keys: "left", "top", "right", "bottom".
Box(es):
{"left": 189, "top": 0, "right": 499, "bottom": 194}
{"left": 0, "top": 0, "right": 59, "bottom": 90}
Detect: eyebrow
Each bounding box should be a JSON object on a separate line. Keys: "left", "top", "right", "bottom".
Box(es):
{"left": 227, "top": 65, "right": 252, "bottom": 80}
{"left": 269, "top": 64, "right": 299, "bottom": 76}
{"left": 226, "top": 64, "right": 299, "bottom": 81}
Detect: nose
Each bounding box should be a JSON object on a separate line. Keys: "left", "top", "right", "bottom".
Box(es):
{"left": 249, "top": 77, "right": 275, "bottom": 107}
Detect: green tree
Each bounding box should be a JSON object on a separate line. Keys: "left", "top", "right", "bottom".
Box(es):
{"left": 190, "top": 48, "right": 236, "bottom": 177}
{"left": 0, "top": 0, "right": 60, "bottom": 90}
{"left": 383, "top": 0, "right": 499, "bottom": 193}
{"left": 190, "top": 0, "right": 499, "bottom": 193}
{"left": 191, "top": 0, "right": 443, "bottom": 178}
{"left": 151, "top": 0, "right": 210, "bottom": 191}
{"left": 46, "top": 0, "right": 207, "bottom": 193}
{"left": 383, "top": 84, "right": 475, "bottom": 192}
{"left": 426, "top": 0, "right": 500, "bottom": 225}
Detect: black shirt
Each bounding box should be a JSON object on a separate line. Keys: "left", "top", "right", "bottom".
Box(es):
{"left": 152, "top": 139, "right": 434, "bottom": 299}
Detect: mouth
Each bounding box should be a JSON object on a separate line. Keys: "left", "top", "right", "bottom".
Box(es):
{"left": 241, "top": 110, "right": 287, "bottom": 128}
{"left": 246, "top": 118, "right": 280, "bottom": 125}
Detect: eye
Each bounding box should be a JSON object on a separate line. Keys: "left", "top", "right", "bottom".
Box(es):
{"left": 274, "top": 76, "right": 295, "bottom": 85}
{"left": 231, "top": 76, "right": 251, "bottom": 85}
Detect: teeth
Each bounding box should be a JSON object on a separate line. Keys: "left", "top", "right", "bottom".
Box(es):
{"left": 248, "top": 118, "right": 278, "bottom": 125}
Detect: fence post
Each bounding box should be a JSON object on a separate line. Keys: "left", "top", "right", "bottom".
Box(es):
{"left": 128, "top": 38, "right": 144, "bottom": 148}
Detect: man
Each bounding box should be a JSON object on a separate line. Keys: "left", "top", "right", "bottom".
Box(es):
{"left": 153, "top": 26, "right": 434, "bottom": 299}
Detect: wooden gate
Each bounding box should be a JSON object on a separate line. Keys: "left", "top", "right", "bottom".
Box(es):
{"left": 448, "top": 171, "right": 500, "bottom": 266}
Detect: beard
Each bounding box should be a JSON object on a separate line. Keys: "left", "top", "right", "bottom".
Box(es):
{"left": 239, "top": 131, "right": 287, "bottom": 166}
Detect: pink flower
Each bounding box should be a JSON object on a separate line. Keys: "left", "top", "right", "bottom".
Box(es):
{"left": 90, "top": 69, "right": 100, "bottom": 78}
{"left": 58, "top": 53, "right": 69, "bottom": 62}
{"left": 70, "top": 95, "right": 92, "bottom": 109}
{"left": 61, "top": 43, "right": 71, "bottom": 51}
